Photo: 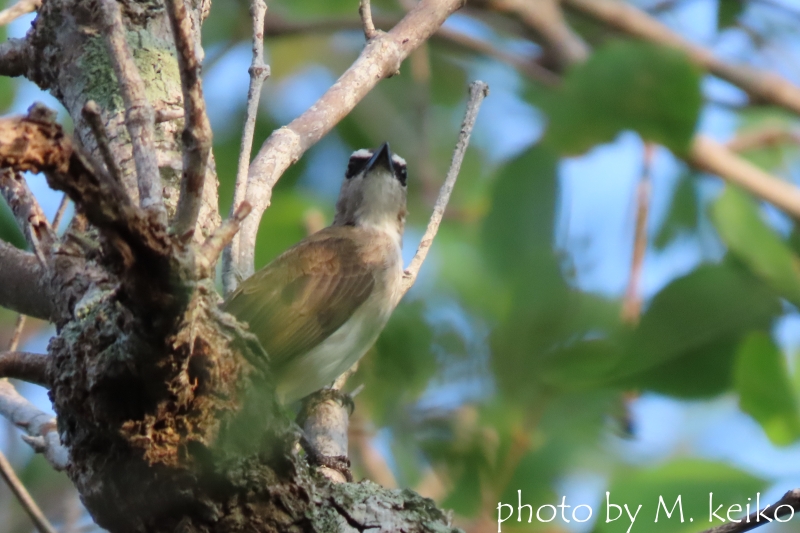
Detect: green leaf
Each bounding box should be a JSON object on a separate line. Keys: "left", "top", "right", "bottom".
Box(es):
{"left": 653, "top": 172, "right": 699, "bottom": 250}
{"left": 718, "top": 0, "right": 745, "bottom": 29}
{"left": 597, "top": 460, "right": 765, "bottom": 533}
{"left": 619, "top": 262, "right": 780, "bottom": 377}
{"left": 0, "top": 196, "right": 25, "bottom": 249}
{"left": 712, "top": 186, "right": 800, "bottom": 307}
{"left": 735, "top": 332, "right": 800, "bottom": 446}
{"left": 542, "top": 41, "right": 702, "bottom": 156}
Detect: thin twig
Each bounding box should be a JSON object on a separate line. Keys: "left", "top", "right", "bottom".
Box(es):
{"left": 562, "top": 0, "right": 800, "bottom": 115}
{"left": 0, "top": 0, "right": 39, "bottom": 27}
{"left": 8, "top": 314, "right": 25, "bottom": 352}
{"left": 621, "top": 143, "right": 654, "bottom": 324}
{"left": 359, "top": 0, "right": 378, "bottom": 40}
{"left": 99, "top": 0, "right": 164, "bottom": 216}
{"left": 197, "top": 202, "right": 251, "bottom": 278}
{"left": 154, "top": 108, "right": 184, "bottom": 123}
{"left": 0, "top": 351, "right": 49, "bottom": 387}
{"left": 222, "top": 0, "right": 270, "bottom": 295}
{"left": 690, "top": 135, "right": 800, "bottom": 220}
{"left": 167, "top": 0, "right": 214, "bottom": 237}
{"left": 401, "top": 81, "right": 489, "bottom": 295}
{"left": 699, "top": 489, "right": 800, "bottom": 533}
{"left": 236, "top": 0, "right": 466, "bottom": 280}
{"left": 51, "top": 194, "right": 69, "bottom": 231}
{"left": 82, "top": 101, "right": 124, "bottom": 189}
{"left": 726, "top": 127, "right": 800, "bottom": 152}
{"left": 0, "top": 379, "right": 68, "bottom": 470}
{"left": 0, "top": 450, "right": 57, "bottom": 533}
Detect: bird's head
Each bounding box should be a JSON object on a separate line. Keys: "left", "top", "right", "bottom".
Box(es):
{"left": 333, "top": 143, "right": 408, "bottom": 241}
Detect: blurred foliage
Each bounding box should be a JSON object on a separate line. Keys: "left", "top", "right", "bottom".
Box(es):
{"left": 4, "top": 0, "right": 800, "bottom": 531}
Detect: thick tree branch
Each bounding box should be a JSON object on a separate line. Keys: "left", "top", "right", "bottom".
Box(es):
{"left": 98, "top": 0, "right": 163, "bottom": 216}
{"left": 699, "top": 489, "right": 800, "bottom": 533}
{"left": 0, "top": 379, "right": 68, "bottom": 470}
{"left": 167, "top": 0, "right": 213, "bottom": 237}
{"left": 235, "top": 0, "right": 466, "bottom": 280}
{"left": 0, "top": 351, "right": 49, "bottom": 387}
{"left": 690, "top": 135, "right": 800, "bottom": 220}
{"left": 401, "top": 80, "right": 489, "bottom": 295}
{"left": 0, "top": 38, "right": 30, "bottom": 78}
{"left": 223, "top": 0, "right": 269, "bottom": 295}
{"left": 0, "top": 241, "right": 52, "bottom": 320}
{"left": 562, "top": 0, "right": 800, "bottom": 114}
{"left": 0, "top": 450, "right": 57, "bottom": 533}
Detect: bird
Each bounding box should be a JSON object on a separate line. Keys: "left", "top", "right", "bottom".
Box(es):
{"left": 224, "top": 143, "right": 407, "bottom": 404}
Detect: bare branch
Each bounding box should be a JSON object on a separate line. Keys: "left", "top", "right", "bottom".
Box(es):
{"left": 690, "top": 135, "right": 800, "bottom": 220}
{"left": 82, "top": 101, "right": 124, "bottom": 190}
{"left": 0, "top": 351, "right": 49, "bottom": 387}
{"left": 0, "top": 38, "right": 30, "bottom": 77}
{"left": 359, "top": 0, "right": 378, "bottom": 40}
{"left": 0, "top": 450, "right": 57, "bottom": 533}
{"left": 0, "top": 379, "right": 68, "bottom": 470}
{"left": 562, "top": 0, "right": 800, "bottom": 114}
{"left": 98, "top": 0, "right": 164, "bottom": 216}
{"left": 699, "top": 489, "right": 800, "bottom": 533}
{"left": 197, "top": 202, "right": 251, "bottom": 278}
{"left": 235, "top": 0, "right": 466, "bottom": 280}
{"left": 727, "top": 127, "right": 800, "bottom": 152}
{"left": 166, "top": 0, "right": 213, "bottom": 237}
{"left": 0, "top": 0, "right": 39, "bottom": 26}
{"left": 222, "top": 0, "right": 270, "bottom": 295}
{"left": 0, "top": 241, "right": 53, "bottom": 320}
{"left": 154, "top": 108, "right": 184, "bottom": 123}
{"left": 264, "top": 14, "right": 558, "bottom": 86}
{"left": 401, "top": 80, "right": 489, "bottom": 295}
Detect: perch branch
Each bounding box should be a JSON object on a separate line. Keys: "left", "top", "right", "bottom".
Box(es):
{"left": 0, "top": 38, "right": 30, "bottom": 78}
{"left": 0, "top": 450, "right": 57, "bottom": 533}
{"left": 51, "top": 193, "right": 69, "bottom": 231}
{"left": 562, "top": 0, "right": 800, "bottom": 115}
{"left": 0, "top": 0, "right": 39, "bottom": 26}
{"left": 99, "top": 0, "right": 164, "bottom": 216}
{"left": 235, "top": 0, "right": 466, "bottom": 279}
{"left": 166, "top": 0, "right": 213, "bottom": 237}
{"left": 223, "top": 0, "right": 269, "bottom": 295}
{"left": 690, "top": 136, "right": 800, "bottom": 220}
{"left": 0, "top": 351, "right": 49, "bottom": 387}
{"left": 0, "top": 379, "right": 68, "bottom": 470}
{"left": 699, "top": 489, "right": 800, "bottom": 533}
{"left": 401, "top": 80, "right": 489, "bottom": 295}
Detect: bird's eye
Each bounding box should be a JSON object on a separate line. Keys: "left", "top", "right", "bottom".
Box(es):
{"left": 395, "top": 165, "right": 407, "bottom": 186}
{"left": 345, "top": 155, "right": 371, "bottom": 179}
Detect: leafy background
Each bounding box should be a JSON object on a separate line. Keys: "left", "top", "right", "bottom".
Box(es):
{"left": 3, "top": 0, "right": 800, "bottom": 531}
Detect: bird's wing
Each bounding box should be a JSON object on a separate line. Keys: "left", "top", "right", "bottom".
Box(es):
{"left": 223, "top": 228, "right": 377, "bottom": 369}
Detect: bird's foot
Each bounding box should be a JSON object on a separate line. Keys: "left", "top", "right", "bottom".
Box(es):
{"left": 300, "top": 435, "right": 354, "bottom": 482}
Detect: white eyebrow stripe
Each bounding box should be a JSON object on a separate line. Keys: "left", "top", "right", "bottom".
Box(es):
{"left": 391, "top": 154, "right": 407, "bottom": 167}
{"left": 350, "top": 149, "right": 373, "bottom": 159}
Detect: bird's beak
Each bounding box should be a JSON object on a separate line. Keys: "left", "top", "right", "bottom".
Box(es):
{"left": 365, "top": 142, "right": 394, "bottom": 176}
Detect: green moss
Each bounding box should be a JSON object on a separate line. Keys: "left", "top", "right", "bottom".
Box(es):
{"left": 78, "top": 36, "right": 124, "bottom": 112}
